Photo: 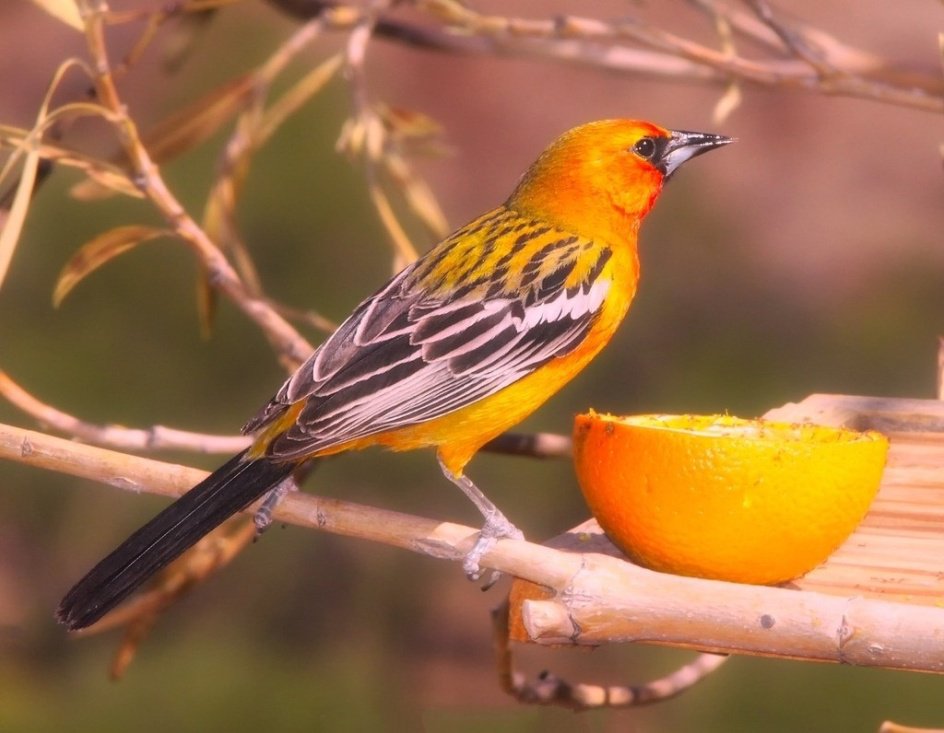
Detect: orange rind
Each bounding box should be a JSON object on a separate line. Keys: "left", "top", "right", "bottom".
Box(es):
{"left": 573, "top": 412, "right": 889, "bottom": 584}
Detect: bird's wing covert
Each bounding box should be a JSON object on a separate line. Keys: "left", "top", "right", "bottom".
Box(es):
{"left": 245, "top": 228, "right": 613, "bottom": 459}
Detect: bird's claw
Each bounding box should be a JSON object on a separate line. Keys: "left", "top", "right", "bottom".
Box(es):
{"left": 253, "top": 477, "right": 297, "bottom": 535}
{"left": 462, "top": 514, "right": 525, "bottom": 585}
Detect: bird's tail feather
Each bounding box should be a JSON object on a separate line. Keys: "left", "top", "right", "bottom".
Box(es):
{"left": 56, "top": 450, "right": 296, "bottom": 631}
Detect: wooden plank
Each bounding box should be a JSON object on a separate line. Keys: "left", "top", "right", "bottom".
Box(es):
{"left": 793, "top": 429, "right": 944, "bottom": 604}
{"left": 507, "top": 394, "right": 944, "bottom": 670}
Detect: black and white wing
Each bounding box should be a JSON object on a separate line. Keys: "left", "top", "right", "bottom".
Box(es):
{"left": 244, "top": 219, "right": 613, "bottom": 460}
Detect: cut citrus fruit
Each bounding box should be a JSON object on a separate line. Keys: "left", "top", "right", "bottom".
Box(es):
{"left": 573, "top": 412, "right": 889, "bottom": 584}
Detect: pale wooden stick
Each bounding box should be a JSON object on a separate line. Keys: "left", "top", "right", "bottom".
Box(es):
{"left": 0, "top": 366, "right": 567, "bottom": 459}
{"left": 5, "top": 421, "right": 944, "bottom": 673}
{"left": 0, "top": 369, "right": 249, "bottom": 454}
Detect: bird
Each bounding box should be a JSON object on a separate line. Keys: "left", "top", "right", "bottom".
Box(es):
{"left": 56, "top": 119, "right": 732, "bottom": 631}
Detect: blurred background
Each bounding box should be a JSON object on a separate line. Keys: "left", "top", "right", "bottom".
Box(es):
{"left": 1, "top": 1, "right": 942, "bottom": 731}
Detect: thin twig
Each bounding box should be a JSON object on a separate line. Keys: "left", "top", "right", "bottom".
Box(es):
{"left": 745, "top": 0, "right": 832, "bottom": 75}
{"left": 0, "top": 126, "right": 142, "bottom": 198}
{"left": 263, "top": 293, "right": 338, "bottom": 336}
{"left": 417, "top": 0, "right": 942, "bottom": 112}
{"left": 492, "top": 599, "right": 729, "bottom": 710}
{"left": 339, "top": 1, "right": 421, "bottom": 269}
{"left": 201, "top": 19, "right": 329, "bottom": 308}
{"left": 0, "top": 367, "right": 565, "bottom": 459}
{"left": 0, "top": 369, "right": 249, "bottom": 453}
{"left": 280, "top": 0, "right": 942, "bottom": 113}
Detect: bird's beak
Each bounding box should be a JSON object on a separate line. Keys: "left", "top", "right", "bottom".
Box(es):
{"left": 661, "top": 130, "right": 734, "bottom": 179}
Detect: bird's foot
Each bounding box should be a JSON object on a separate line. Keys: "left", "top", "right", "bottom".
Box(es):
{"left": 253, "top": 476, "right": 298, "bottom": 534}
{"left": 463, "top": 511, "right": 525, "bottom": 585}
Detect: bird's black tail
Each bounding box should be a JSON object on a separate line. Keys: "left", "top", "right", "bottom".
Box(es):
{"left": 56, "top": 450, "right": 295, "bottom": 631}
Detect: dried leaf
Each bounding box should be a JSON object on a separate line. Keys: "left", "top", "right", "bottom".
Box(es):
{"left": 1, "top": 124, "right": 136, "bottom": 199}
{"left": 0, "top": 131, "right": 143, "bottom": 199}
{"left": 255, "top": 54, "right": 342, "bottom": 146}
{"left": 0, "top": 60, "right": 91, "bottom": 291}
{"left": 200, "top": 55, "right": 344, "bottom": 321}
{"left": 53, "top": 225, "right": 168, "bottom": 307}
{"left": 377, "top": 104, "right": 443, "bottom": 142}
{"left": 197, "top": 52, "right": 341, "bottom": 334}
{"left": 199, "top": 111, "right": 261, "bottom": 337}
{"left": 69, "top": 74, "right": 256, "bottom": 200}
{"left": 382, "top": 150, "right": 449, "bottom": 239}
{"left": 29, "top": 0, "right": 83, "bottom": 31}
{"left": 70, "top": 162, "right": 143, "bottom": 199}
{"left": 195, "top": 264, "right": 218, "bottom": 339}
{"left": 0, "top": 137, "right": 41, "bottom": 291}
{"left": 144, "top": 74, "right": 256, "bottom": 162}
{"left": 202, "top": 110, "right": 257, "bottom": 263}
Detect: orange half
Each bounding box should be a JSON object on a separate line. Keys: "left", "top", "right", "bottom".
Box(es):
{"left": 573, "top": 412, "right": 888, "bottom": 584}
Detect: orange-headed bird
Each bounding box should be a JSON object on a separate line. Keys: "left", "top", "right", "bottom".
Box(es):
{"left": 57, "top": 120, "right": 731, "bottom": 630}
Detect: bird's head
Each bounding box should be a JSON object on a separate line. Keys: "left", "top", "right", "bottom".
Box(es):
{"left": 508, "top": 119, "right": 732, "bottom": 243}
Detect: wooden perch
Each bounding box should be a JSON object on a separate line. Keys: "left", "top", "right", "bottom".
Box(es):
{"left": 3, "top": 393, "right": 944, "bottom": 674}
{"left": 507, "top": 394, "right": 944, "bottom": 675}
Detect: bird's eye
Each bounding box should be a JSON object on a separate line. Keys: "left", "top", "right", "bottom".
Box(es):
{"left": 632, "top": 137, "right": 657, "bottom": 160}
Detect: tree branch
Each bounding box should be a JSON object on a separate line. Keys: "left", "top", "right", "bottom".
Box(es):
{"left": 5, "top": 420, "right": 944, "bottom": 674}
{"left": 77, "top": 0, "right": 314, "bottom": 367}
{"left": 492, "top": 598, "right": 730, "bottom": 710}
{"left": 0, "top": 367, "right": 569, "bottom": 459}
{"left": 0, "top": 369, "right": 250, "bottom": 454}
{"left": 268, "top": 0, "right": 943, "bottom": 113}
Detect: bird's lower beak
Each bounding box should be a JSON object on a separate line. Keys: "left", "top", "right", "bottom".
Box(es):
{"left": 661, "top": 130, "right": 734, "bottom": 179}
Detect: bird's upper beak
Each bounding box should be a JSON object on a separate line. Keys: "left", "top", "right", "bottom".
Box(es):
{"left": 660, "top": 130, "right": 734, "bottom": 179}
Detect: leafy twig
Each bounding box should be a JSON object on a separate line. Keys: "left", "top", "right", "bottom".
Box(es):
{"left": 77, "top": 0, "right": 313, "bottom": 366}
